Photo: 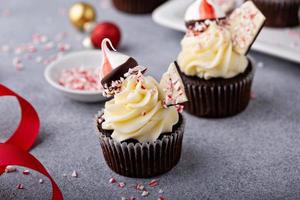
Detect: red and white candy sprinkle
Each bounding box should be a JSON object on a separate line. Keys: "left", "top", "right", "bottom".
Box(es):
{"left": 57, "top": 43, "right": 71, "bottom": 52}
{"left": 136, "top": 184, "right": 145, "bottom": 191}
{"left": 157, "top": 196, "right": 165, "bottom": 200}
{"left": 17, "top": 184, "right": 24, "bottom": 189}
{"left": 58, "top": 67, "right": 102, "bottom": 91}
{"left": 118, "top": 182, "right": 126, "bottom": 188}
{"left": 109, "top": 178, "right": 117, "bottom": 184}
{"left": 22, "top": 169, "right": 30, "bottom": 175}
{"left": 5, "top": 166, "right": 17, "bottom": 173}
{"left": 71, "top": 170, "right": 78, "bottom": 178}
{"left": 149, "top": 179, "right": 159, "bottom": 187}
{"left": 141, "top": 190, "right": 149, "bottom": 197}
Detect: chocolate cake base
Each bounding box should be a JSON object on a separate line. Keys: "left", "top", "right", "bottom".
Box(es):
{"left": 96, "top": 113, "right": 185, "bottom": 178}
{"left": 178, "top": 60, "right": 254, "bottom": 118}
{"left": 251, "top": 0, "right": 300, "bottom": 27}
{"left": 112, "top": 0, "right": 167, "bottom": 14}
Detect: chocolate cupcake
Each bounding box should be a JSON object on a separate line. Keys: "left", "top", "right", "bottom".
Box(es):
{"left": 95, "top": 39, "right": 187, "bottom": 177}
{"left": 250, "top": 0, "right": 300, "bottom": 27}
{"left": 112, "top": 0, "right": 167, "bottom": 14}
{"left": 178, "top": 0, "right": 265, "bottom": 118}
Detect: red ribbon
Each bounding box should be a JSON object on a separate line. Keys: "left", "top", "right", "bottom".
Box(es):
{"left": 0, "top": 84, "right": 63, "bottom": 200}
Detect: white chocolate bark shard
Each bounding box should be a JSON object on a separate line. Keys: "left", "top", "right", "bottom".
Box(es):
{"left": 160, "top": 62, "right": 188, "bottom": 106}
{"left": 228, "top": 1, "right": 265, "bottom": 55}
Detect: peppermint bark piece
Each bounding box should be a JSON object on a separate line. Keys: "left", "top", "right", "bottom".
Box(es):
{"left": 160, "top": 62, "right": 188, "bottom": 106}
{"left": 228, "top": 1, "right": 266, "bottom": 55}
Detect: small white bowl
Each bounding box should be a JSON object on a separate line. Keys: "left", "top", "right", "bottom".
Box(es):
{"left": 44, "top": 50, "right": 106, "bottom": 103}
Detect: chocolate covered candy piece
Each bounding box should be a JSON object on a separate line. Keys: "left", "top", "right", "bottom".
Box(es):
{"left": 101, "top": 57, "right": 138, "bottom": 86}
{"left": 99, "top": 38, "right": 139, "bottom": 87}
{"left": 160, "top": 62, "right": 188, "bottom": 106}
{"left": 228, "top": 1, "right": 265, "bottom": 55}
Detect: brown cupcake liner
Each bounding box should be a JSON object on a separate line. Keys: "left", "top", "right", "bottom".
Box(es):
{"left": 251, "top": 0, "right": 300, "bottom": 27}
{"left": 112, "top": 0, "right": 167, "bottom": 14}
{"left": 178, "top": 59, "right": 254, "bottom": 118}
{"left": 96, "top": 113, "right": 185, "bottom": 178}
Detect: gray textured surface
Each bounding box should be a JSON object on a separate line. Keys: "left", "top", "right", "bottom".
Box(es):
{"left": 1, "top": 0, "right": 300, "bottom": 199}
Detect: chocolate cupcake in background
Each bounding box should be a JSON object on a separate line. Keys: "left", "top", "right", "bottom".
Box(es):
{"left": 178, "top": 0, "right": 265, "bottom": 118}
{"left": 250, "top": 0, "right": 300, "bottom": 27}
{"left": 112, "top": 0, "right": 167, "bottom": 14}
{"left": 95, "top": 39, "right": 187, "bottom": 178}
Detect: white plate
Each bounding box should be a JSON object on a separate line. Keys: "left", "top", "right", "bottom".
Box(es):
{"left": 44, "top": 50, "right": 106, "bottom": 103}
{"left": 153, "top": 0, "right": 300, "bottom": 63}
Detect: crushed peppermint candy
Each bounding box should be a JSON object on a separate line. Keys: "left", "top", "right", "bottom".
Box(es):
{"left": 71, "top": 170, "right": 78, "bottom": 178}
{"left": 5, "top": 166, "right": 17, "bottom": 173}
{"left": 157, "top": 196, "right": 165, "bottom": 200}
{"left": 109, "top": 178, "right": 117, "bottom": 184}
{"left": 17, "top": 184, "right": 24, "bottom": 189}
{"left": 58, "top": 67, "right": 102, "bottom": 91}
{"left": 149, "top": 179, "right": 159, "bottom": 187}
{"left": 135, "top": 184, "right": 145, "bottom": 191}
{"left": 57, "top": 43, "right": 71, "bottom": 52}
{"left": 39, "top": 179, "right": 44, "bottom": 184}
{"left": 158, "top": 189, "right": 164, "bottom": 194}
{"left": 141, "top": 190, "right": 149, "bottom": 197}
{"left": 118, "top": 182, "right": 126, "bottom": 188}
{"left": 22, "top": 169, "right": 30, "bottom": 175}
{"left": 175, "top": 104, "right": 184, "bottom": 113}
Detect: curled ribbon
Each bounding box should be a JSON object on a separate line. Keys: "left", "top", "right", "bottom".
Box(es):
{"left": 0, "top": 84, "right": 63, "bottom": 200}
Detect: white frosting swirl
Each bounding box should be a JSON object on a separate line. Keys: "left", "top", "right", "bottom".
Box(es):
{"left": 185, "top": 0, "right": 225, "bottom": 22}
{"left": 102, "top": 73, "right": 179, "bottom": 143}
{"left": 177, "top": 22, "right": 248, "bottom": 80}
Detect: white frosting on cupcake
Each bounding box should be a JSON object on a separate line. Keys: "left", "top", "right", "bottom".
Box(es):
{"left": 184, "top": 0, "right": 225, "bottom": 22}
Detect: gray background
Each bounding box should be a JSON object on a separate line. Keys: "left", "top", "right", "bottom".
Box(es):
{"left": 1, "top": 0, "right": 300, "bottom": 199}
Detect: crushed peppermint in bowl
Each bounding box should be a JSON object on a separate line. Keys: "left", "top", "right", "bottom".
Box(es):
{"left": 58, "top": 67, "right": 101, "bottom": 91}
{"left": 44, "top": 50, "right": 106, "bottom": 102}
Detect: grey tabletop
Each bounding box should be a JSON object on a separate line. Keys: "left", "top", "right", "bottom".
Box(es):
{"left": 1, "top": 0, "right": 300, "bottom": 200}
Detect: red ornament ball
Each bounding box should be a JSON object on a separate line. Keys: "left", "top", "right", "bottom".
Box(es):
{"left": 91, "top": 22, "right": 121, "bottom": 49}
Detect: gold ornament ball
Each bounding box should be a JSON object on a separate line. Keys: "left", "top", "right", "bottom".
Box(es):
{"left": 69, "top": 2, "right": 96, "bottom": 30}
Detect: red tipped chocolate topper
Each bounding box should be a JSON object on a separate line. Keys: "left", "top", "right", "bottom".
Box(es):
{"left": 100, "top": 38, "right": 115, "bottom": 79}
{"left": 99, "top": 38, "right": 138, "bottom": 88}
{"left": 199, "top": 0, "right": 216, "bottom": 20}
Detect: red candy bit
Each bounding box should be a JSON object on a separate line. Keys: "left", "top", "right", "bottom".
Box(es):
{"left": 118, "top": 182, "right": 126, "bottom": 188}
{"left": 135, "top": 184, "right": 145, "bottom": 191}
{"left": 17, "top": 184, "right": 24, "bottom": 189}
{"left": 109, "top": 178, "right": 116, "bottom": 184}
{"left": 199, "top": 0, "right": 216, "bottom": 20}
{"left": 23, "top": 169, "right": 30, "bottom": 175}
{"left": 141, "top": 190, "right": 149, "bottom": 197}
{"left": 57, "top": 43, "right": 71, "bottom": 52}
{"left": 175, "top": 105, "right": 184, "bottom": 113}
{"left": 158, "top": 196, "right": 165, "bottom": 200}
{"left": 149, "top": 179, "right": 159, "bottom": 187}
